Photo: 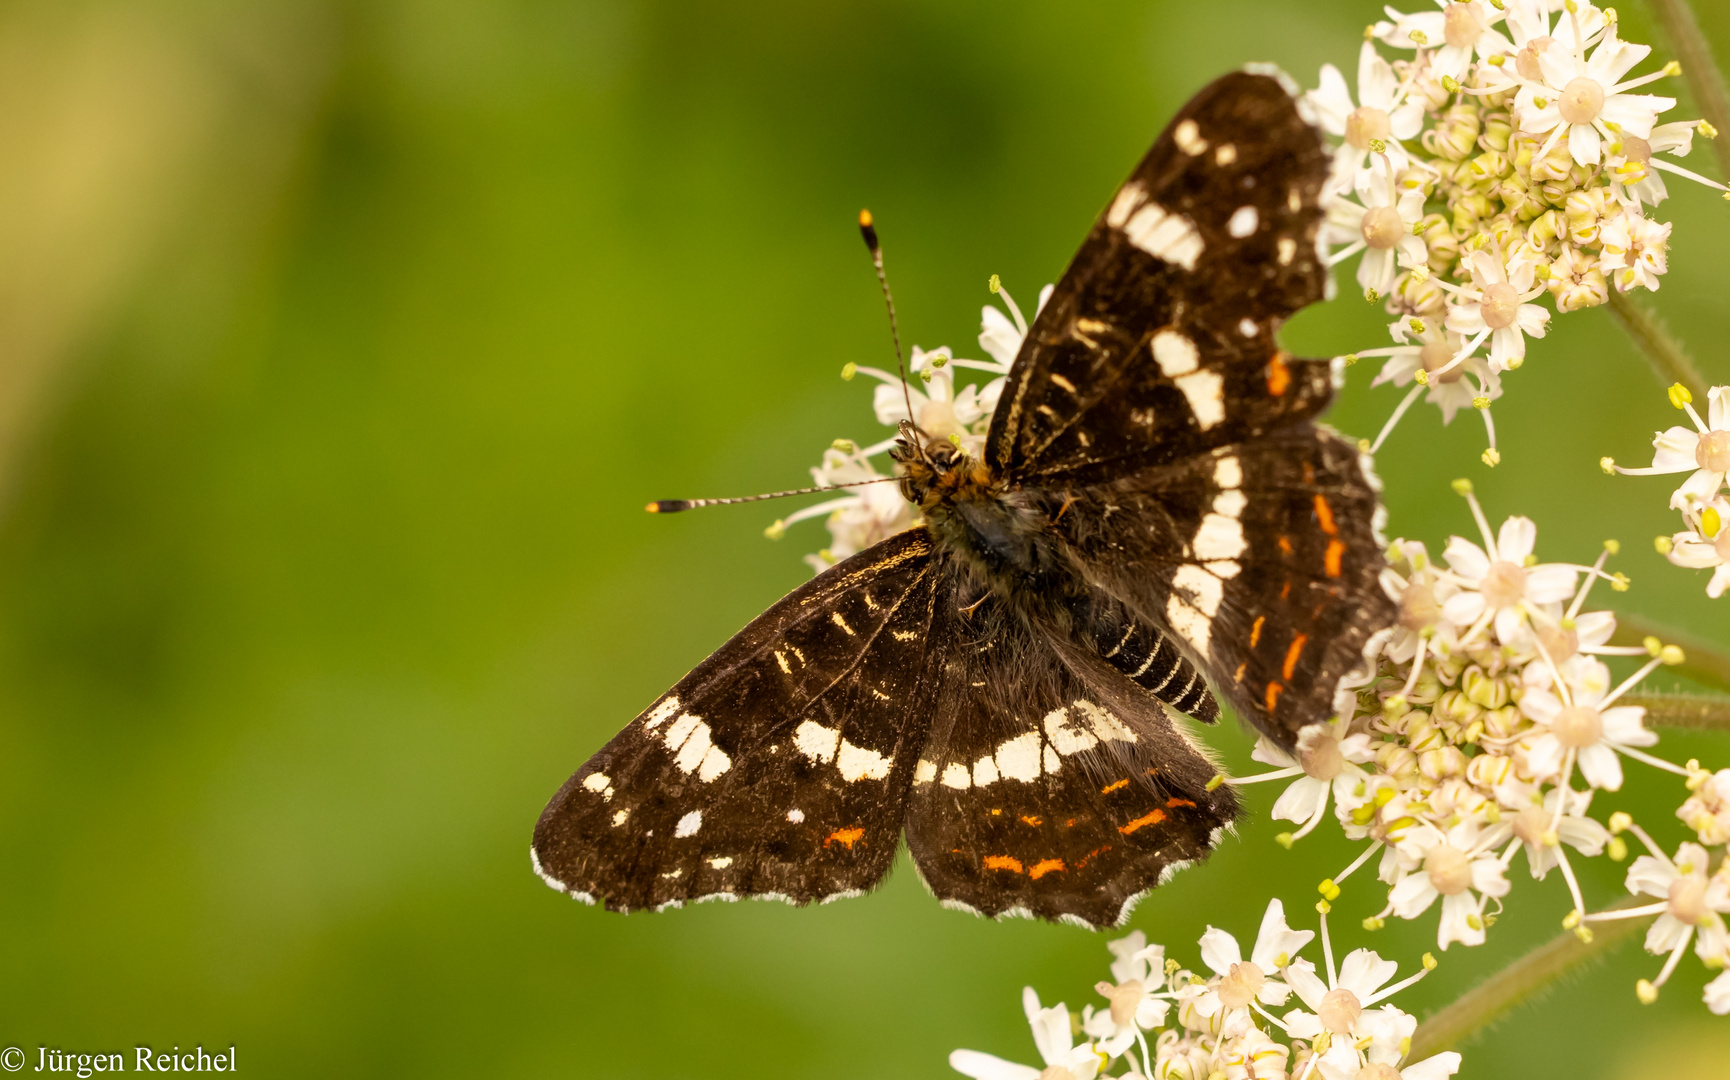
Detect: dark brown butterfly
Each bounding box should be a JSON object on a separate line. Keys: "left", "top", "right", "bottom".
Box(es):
{"left": 533, "top": 67, "right": 1394, "bottom": 928}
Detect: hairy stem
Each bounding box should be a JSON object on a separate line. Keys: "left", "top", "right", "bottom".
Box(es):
{"left": 1609, "top": 612, "right": 1730, "bottom": 694}
{"left": 1408, "top": 901, "right": 1651, "bottom": 1060}
{"left": 1622, "top": 691, "right": 1730, "bottom": 731}
{"left": 1605, "top": 289, "right": 1710, "bottom": 400}
{"left": 1646, "top": 0, "right": 1730, "bottom": 184}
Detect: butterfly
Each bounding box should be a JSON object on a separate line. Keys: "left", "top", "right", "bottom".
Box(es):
{"left": 533, "top": 67, "right": 1395, "bottom": 928}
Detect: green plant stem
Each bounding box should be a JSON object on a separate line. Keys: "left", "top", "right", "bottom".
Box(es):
{"left": 1646, "top": 0, "right": 1730, "bottom": 184}
{"left": 1608, "top": 612, "right": 1730, "bottom": 693}
{"left": 1605, "top": 288, "right": 1709, "bottom": 400}
{"left": 1408, "top": 900, "right": 1651, "bottom": 1061}
{"left": 1622, "top": 691, "right": 1730, "bottom": 731}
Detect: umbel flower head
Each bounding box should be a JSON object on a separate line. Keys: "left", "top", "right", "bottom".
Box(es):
{"left": 1314, "top": 0, "right": 1723, "bottom": 460}
{"left": 951, "top": 902, "right": 1461, "bottom": 1080}
{"left": 1222, "top": 484, "right": 1724, "bottom": 973}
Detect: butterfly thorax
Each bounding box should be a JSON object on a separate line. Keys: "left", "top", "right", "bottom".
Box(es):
{"left": 894, "top": 439, "right": 1071, "bottom": 601}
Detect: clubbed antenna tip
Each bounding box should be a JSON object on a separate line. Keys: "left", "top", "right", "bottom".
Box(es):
{"left": 858, "top": 208, "right": 879, "bottom": 253}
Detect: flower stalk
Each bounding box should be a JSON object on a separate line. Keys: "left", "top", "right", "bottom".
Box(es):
{"left": 1604, "top": 288, "right": 1710, "bottom": 400}
{"left": 1646, "top": 0, "right": 1730, "bottom": 183}
{"left": 1408, "top": 899, "right": 1652, "bottom": 1061}
{"left": 1622, "top": 691, "right": 1730, "bottom": 731}
{"left": 1609, "top": 611, "right": 1730, "bottom": 692}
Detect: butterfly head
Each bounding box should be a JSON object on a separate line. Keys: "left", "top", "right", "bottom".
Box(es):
{"left": 891, "top": 419, "right": 996, "bottom": 513}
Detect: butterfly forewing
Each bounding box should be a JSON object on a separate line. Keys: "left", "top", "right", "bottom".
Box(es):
{"left": 987, "top": 70, "right": 1336, "bottom": 485}
{"left": 532, "top": 528, "right": 944, "bottom": 911}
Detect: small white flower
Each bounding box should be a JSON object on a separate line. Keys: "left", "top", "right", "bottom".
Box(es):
{"left": 1441, "top": 249, "right": 1550, "bottom": 371}
{"left": 1514, "top": 23, "right": 1676, "bottom": 168}
{"left": 1706, "top": 969, "right": 1730, "bottom": 1016}
{"left": 1607, "top": 121, "right": 1728, "bottom": 205}
{"left": 1376, "top": 0, "right": 1513, "bottom": 83}
{"left": 1677, "top": 768, "right": 1730, "bottom": 845}
{"left": 870, "top": 347, "right": 993, "bottom": 453}
{"left": 1087, "top": 933, "right": 1171, "bottom": 1053}
{"left": 1517, "top": 656, "right": 1655, "bottom": 791}
{"left": 1624, "top": 841, "right": 1729, "bottom": 964}
{"left": 1614, "top": 385, "right": 1730, "bottom": 515}
{"left": 1546, "top": 242, "right": 1610, "bottom": 313}
{"left": 1503, "top": 0, "right": 1607, "bottom": 60}
{"left": 1193, "top": 900, "right": 1314, "bottom": 1018}
{"left": 1365, "top": 317, "right": 1503, "bottom": 441}
{"left": 1597, "top": 209, "right": 1671, "bottom": 293}
{"left": 1247, "top": 722, "right": 1378, "bottom": 837}
{"left": 1307, "top": 41, "right": 1428, "bottom": 190}
{"left": 1323, "top": 158, "right": 1430, "bottom": 297}
{"left": 1664, "top": 494, "right": 1730, "bottom": 598}
{"left": 1496, "top": 786, "right": 1610, "bottom": 878}
{"left": 1376, "top": 539, "right": 1462, "bottom": 664}
{"left": 1385, "top": 821, "right": 1511, "bottom": 948}
{"left": 951, "top": 987, "right": 1102, "bottom": 1080}
{"left": 1283, "top": 946, "right": 1418, "bottom": 1040}
{"left": 1209, "top": 1025, "right": 1290, "bottom": 1079}
{"left": 1440, "top": 512, "right": 1578, "bottom": 645}
{"left": 787, "top": 448, "right": 915, "bottom": 573}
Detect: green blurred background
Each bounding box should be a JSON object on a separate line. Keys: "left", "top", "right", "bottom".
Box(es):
{"left": 0, "top": 0, "right": 1725, "bottom": 1075}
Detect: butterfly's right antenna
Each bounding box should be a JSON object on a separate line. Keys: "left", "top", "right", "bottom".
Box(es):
{"left": 858, "top": 209, "right": 926, "bottom": 462}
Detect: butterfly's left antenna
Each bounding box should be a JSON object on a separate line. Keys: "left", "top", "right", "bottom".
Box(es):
{"left": 646, "top": 475, "right": 901, "bottom": 514}
{"left": 858, "top": 209, "right": 926, "bottom": 462}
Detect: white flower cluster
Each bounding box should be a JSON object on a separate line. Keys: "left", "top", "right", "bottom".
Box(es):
{"left": 1606, "top": 383, "right": 1730, "bottom": 599}
{"left": 1311, "top": 0, "right": 1724, "bottom": 464}
{"left": 950, "top": 900, "right": 1460, "bottom": 1080}
{"left": 1227, "top": 483, "right": 1730, "bottom": 1011}
{"left": 770, "top": 279, "right": 1046, "bottom": 570}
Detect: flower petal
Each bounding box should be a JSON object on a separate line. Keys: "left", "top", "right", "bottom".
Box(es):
{"left": 949, "top": 1050, "right": 1041, "bottom": 1080}
{"left": 1198, "top": 927, "right": 1244, "bottom": 976}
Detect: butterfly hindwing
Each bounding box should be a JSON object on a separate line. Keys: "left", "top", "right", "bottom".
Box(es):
{"left": 1058, "top": 426, "right": 1392, "bottom": 748}
{"left": 987, "top": 70, "right": 1336, "bottom": 485}
{"left": 532, "top": 528, "right": 944, "bottom": 911}
{"left": 904, "top": 591, "right": 1237, "bottom": 927}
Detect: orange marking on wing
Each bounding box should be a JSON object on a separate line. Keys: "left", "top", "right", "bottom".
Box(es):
{"left": 1020, "top": 815, "right": 1043, "bottom": 827}
{"left": 1282, "top": 633, "right": 1309, "bottom": 681}
{"left": 1249, "top": 614, "right": 1265, "bottom": 647}
{"left": 1325, "top": 538, "right": 1346, "bottom": 578}
{"left": 1119, "top": 808, "right": 1167, "bottom": 834}
{"left": 1277, "top": 536, "right": 1294, "bottom": 556}
{"left": 1280, "top": 580, "right": 1292, "bottom": 600}
{"left": 1265, "top": 682, "right": 1284, "bottom": 713}
{"left": 1313, "top": 494, "right": 1338, "bottom": 536}
{"left": 1075, "top": 844, "right": 1111, "bottom": 869}
{"left": 1233, "top": 661, "right": 1247, "bottom": 682}
{"left": 1101, "top": 779, "right": 1129, "bottom": 795}
{"left": 983, "top": 855, "right": 1024, "bottom": 873}
{"left": 1028, "top": 858, "right": 1066, "bottom": 880}
{"left": 1166, "top": 797, "right": 1197, "bottom": 808}
{"left": 825, "top": 827, "right": 865, "bottom": 850}
{"left": 1266, "top": 352, "right": 1292, "bottom": 396}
